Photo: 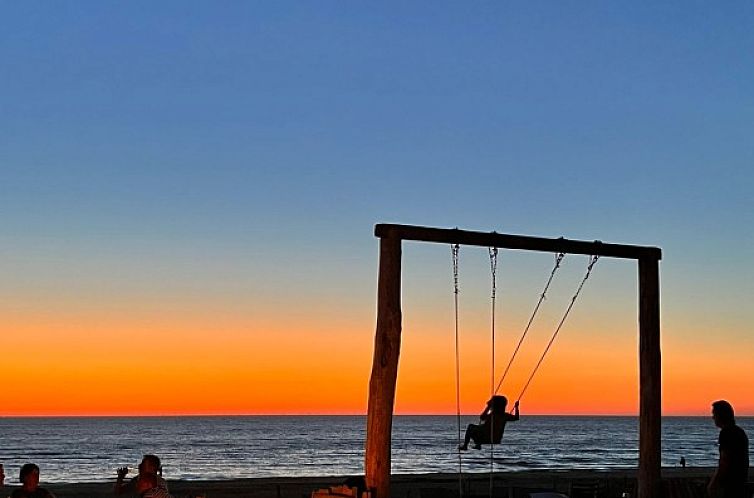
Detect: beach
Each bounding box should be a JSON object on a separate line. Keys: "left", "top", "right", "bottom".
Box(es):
{"left": 30, "top": 468, "right": 723, "bottom": 498}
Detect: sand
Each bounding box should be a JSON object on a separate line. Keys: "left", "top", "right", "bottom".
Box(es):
{"left": 17, "top": 467, "right": 723, "bottom": 498}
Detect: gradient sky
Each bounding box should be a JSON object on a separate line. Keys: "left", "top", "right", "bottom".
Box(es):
{"left": 1, "top": 2, "right": 752, "bottom": 416}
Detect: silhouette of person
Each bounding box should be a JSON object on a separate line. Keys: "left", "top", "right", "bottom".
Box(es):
{"left": 708, "top": 400, "right": 749, "bottom": 498}
{"left": 135, "top": 473, "right": 173, "bottom": 498}
{"left": 10, "top": 464, "right": 56, "bottom": 498}
{"left": 459, "top": 395, "right": 519, "bottom": 450}
{"left": 115, "top": 455, "right": 168, "bottom": 495}
{"left": 1, "top": 463, "right": 5, "bottom": 488}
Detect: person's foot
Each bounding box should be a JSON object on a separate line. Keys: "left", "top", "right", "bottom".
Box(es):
{"left": 458, "top": 445, "right": 468, "bottom": 451}
{"left": 473, "top": 444, "right": 482, "bottom": 450}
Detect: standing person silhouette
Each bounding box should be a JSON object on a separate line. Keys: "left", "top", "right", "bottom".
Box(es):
{"left": 459, "top": 396, "right": 519, "bottom": 450}
{"left": 708, "top": 400, "right": 749, "bottom": 498}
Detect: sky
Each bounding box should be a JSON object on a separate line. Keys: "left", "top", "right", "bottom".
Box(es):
{"left": 1, "top": 1, "right": 752, "bottom": 416}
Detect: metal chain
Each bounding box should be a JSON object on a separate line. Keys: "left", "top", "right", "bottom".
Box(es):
{"left": 487, "top": 247, "right": 498, "bottom": 497}
{"left": 451, "top": 243, "right": 463, "bottom": 498}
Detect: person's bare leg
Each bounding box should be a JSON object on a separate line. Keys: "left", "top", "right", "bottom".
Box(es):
{"left": 459, "top": 424, "right": 475, "bottom": 450}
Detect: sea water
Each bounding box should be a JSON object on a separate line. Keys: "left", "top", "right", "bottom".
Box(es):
{"left": 0, "top": 416, "right": 750, "bottom": 483}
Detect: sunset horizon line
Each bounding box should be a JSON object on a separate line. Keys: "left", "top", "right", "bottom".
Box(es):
{"left": 0, "top": 412, "right": 728, "bottom": 418}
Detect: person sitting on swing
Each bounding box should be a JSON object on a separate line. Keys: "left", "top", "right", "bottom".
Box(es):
{"left": 459, "top": 395, "right": 519, "bottom": 450}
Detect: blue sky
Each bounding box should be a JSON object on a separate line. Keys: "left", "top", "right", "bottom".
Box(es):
{"left": 1, "top": 2, "right": 752, "bottom": 414}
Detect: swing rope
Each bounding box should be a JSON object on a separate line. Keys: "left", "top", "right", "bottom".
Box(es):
{"left": 494, "top": 251, "right": 565, "bottom": 395}
{"left": 451, "top": 243, "right": 463, "bottom": 498}
{"left": 515, "top": 255, "right": 600, "bottom": 403}
{"left": 487, "top": 247, "right": 498, "bottom": 498}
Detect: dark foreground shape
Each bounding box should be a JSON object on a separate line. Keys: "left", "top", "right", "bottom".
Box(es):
{"left": 36, "top": 468, "right": 740, "bottom": 498}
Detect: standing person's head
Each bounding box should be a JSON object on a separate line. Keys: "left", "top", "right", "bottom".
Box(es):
{"left": 19, "top": 463, "right": 40, "bottom": 491}
{"left": 139, "top": 455, "right": 162, "bottom": 476}
{"left": 712, "top": 400, "right": 736, "bottom": 428}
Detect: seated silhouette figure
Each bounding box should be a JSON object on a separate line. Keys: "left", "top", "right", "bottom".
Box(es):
{"left": 459, "top": 395, "right": 519, "bottom": 450}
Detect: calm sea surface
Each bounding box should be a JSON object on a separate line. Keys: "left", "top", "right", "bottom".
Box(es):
{"left": 0, "top": 416, "right": 751, "bottom": 483}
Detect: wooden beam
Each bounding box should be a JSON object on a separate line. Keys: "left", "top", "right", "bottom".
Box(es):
{"left": 638, "top": 257, "right": 662, "bottom": 498}
{"left": 375, "top": 224, "right": 661, "bottom": 260}
{"left": 365, "top": 234, "right": 402, "bottom": 498}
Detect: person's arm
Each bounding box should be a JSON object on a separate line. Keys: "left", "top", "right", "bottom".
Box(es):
{"left": 480, "top": 402, "right": 492, "bottom": 421}
{"left": 114, "top": 468, "right": 130, "bottom": 495}
{"left": 708, "top": 431, "right": 733, "bottom": 497}
{"left": 507, "top": 401, "right": 520, "bottom": 421}
{"left": 708, "top": 466, "right": 719, "bottom": 497}
{"left": 708, "top": 457, "right": 723, "bottom": 498}
{"left": 709, "top": 448, "right": 734, "bottom": 495}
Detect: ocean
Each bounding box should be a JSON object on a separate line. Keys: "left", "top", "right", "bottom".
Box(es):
{"left": 0, "top": 416, "right": 750, "bottom": 483}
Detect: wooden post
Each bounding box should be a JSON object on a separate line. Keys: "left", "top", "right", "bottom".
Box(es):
{"left": 365, "top": 233, "right": 402, "bottom": 498}
{"left": 638, "top": 257, "right": 661, "bottom": 498}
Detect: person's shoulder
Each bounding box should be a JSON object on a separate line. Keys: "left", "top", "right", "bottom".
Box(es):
{"left": 733, "top": 424, "right": 749, "bottom": 441}
{"left": 720, "top": 425, "right": 748, "bottom": 446}
{"left": 724, "top": 424, "right": 748, "bottom": 438}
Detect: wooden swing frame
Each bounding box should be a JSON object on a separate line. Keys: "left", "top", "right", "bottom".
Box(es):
{"left": 365, "top": 223, "right": 662, "bottom": 498}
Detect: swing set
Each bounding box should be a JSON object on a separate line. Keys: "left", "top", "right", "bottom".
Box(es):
{"left": 364, "top": 224, "right": 662, "bottom": 498}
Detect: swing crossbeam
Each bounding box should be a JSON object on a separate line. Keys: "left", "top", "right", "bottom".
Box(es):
{"left": 375, "top": 223, "right": 661, "bottom": 260}
{"left": 366, "top": 223, "right": 662, "bottom": 498}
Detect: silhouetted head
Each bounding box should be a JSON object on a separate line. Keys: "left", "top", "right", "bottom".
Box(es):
{"left": 712, "top": 400, "right": 735, "bottom": 428}
{"left": 139, "top": 455, "right": 162, "bottom": 475}
{"left": 490, "top": 396, "right": 508, "bottom": 412}
{"left": 19, "top": 463, "right": 40, "bottom": 490}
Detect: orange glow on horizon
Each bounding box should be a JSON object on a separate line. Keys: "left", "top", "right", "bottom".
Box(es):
{"left": 3, "top": 307, "right": 753, "bottom": 417}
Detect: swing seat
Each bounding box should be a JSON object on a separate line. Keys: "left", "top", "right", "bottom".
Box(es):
{"left": 477, "top": 430, "right": 504, "bottom": 445}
